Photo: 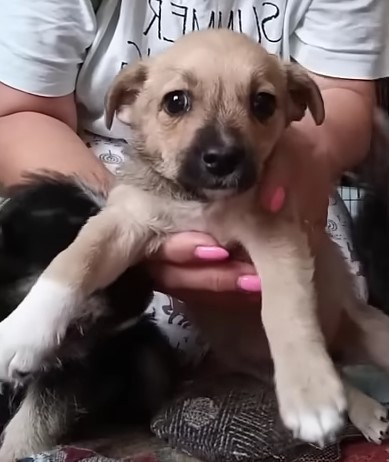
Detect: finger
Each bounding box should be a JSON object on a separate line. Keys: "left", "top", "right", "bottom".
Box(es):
{"left": 259, "top": 153, "right": 289, "bottom": 213}
{"left": 147, "top": 261, "right": 259, "bottom": 294}
{"left": 150, "top": 232, "right": 229, "bottom": 264}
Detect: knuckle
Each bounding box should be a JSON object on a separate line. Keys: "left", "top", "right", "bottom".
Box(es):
{"left": 210, "top": 273, "right": 230, "bottom": 293}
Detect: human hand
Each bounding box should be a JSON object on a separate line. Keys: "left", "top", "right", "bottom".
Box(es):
{"left": 147, "top": 127, "right": 332, "bottom": 307}
{"left": 146, "top": 232, "right": 261, "bottom": 308}
{"left": 259, "top": 126, "right": 333, "bottom": 250}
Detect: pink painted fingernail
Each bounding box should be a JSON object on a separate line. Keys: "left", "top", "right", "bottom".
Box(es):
{"left": 194, "top": 246, "right": 229, "bottom": 261}
{"left": 270, "top": 187, "right": 286, "bottom": 213}
{"left": 237, "top": 275, "right": 262, "bottom": 292}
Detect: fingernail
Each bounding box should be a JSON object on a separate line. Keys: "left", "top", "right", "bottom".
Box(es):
{"left": 194, "top": 246, "right": 229, "bottom": 261}
{"left": 270, "top": 187, "right": 285, "bottom": 213}
{"left": 237, "top": 275, "right": 262, "bottom": 292}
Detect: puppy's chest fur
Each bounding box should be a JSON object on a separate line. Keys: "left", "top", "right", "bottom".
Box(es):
{"left": 112, "top": 155, "right": 270, "bottom": 253}
{"left": 160, "top": 195, "right": 254, "bottom": 239}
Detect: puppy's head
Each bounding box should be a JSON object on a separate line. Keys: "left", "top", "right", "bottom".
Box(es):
{"left": 106, "top": 29, "right": 324, "bottom": 200}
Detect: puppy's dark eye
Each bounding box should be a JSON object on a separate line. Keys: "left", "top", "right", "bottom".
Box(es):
{"left": 251, "top": 92, "right": 276, "bottom": 121}
{"left": 162, "top": 91, "right": 191, "bottom": 116}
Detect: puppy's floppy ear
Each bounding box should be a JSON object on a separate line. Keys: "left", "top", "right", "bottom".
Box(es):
{"left": 284, "top": 62, "right": 325, "bottom": 126}
{"left": 105, "top": 61, "right": 148, "bottom": 130}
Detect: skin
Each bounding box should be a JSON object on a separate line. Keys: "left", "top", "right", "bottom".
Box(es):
{"left": 0, "top": 72, "right": 374, "bottom": 331}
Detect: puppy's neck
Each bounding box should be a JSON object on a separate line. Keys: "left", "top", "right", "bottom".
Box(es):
{"left": 115, "top": 148, "right": 204, "bottom": 202}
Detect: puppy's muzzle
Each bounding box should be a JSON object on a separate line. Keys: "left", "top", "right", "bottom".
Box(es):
{"left": 202, "top": 145, "right": 243, "bottom": 177}
{"left": 178, "top": 125, "right": 257, "bottom": 198}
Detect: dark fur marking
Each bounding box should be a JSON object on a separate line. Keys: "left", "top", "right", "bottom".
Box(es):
{"left": 177, "top": 124, "right": 257, "bottom": 194}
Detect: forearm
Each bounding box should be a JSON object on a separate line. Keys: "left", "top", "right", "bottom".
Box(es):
{"left": 294, "top": 76, "right": 375, "bottom": 180}
{"left": 0, "top": 112, "right": 112, "bottom": 192}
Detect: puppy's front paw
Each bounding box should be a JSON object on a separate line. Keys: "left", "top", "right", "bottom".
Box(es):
{"left": 0, "top": 439, "right": 36, "bottom": 462}
{"left": 276, "top": 359, "right": 346, "bottom": 446}
{"left": 0, "top": 278, "right": 77, "bottom": 383}
{"left": 348, "top": 391, "right": 389, "bottom": 445}
{"left": 0, "top": 428, "right": 47, "bottom": 462}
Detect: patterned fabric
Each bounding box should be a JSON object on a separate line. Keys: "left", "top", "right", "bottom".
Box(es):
{"left": 18, "top": 445, "right": 200, "bottom": 462}
{"left": 17, "top": 372, "right": 383, "bottom": 462}
{"left": 327, "top": 192, "right": 367, "bottom": 300}
{"left": 19, "top": 446, "right": 160, "bottom": 462}
{"left": 19, "top": 441, "right": 389, "bottom": 462}
{"left": 151, "top": 373, "right": 361, "bottom": 462}
{"left": 12, "top": 369, "right": 389, "bottom": 462}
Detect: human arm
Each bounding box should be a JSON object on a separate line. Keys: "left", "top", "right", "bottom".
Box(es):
{"left": 259, "top": 0, "right": 385, "bottom": 217}
{"left": 0, "top": 1, "right": 111, "bottom": 191}
{"left": 292, "top": 75, "right": 375, "bottom": 178}
{"left": 0, "top": 88, "right": 111, "bottom": 191}
{"left": 259, "top": 75, "right": 375, "bottom": 241}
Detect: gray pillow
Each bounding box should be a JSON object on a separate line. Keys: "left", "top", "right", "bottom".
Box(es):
{"left": 151, "top": 374, "right": 359, "bottom": 462}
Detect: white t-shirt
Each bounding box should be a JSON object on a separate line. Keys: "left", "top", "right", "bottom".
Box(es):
{"left": 0, "top": 0, "right": 388, "bottom": 140}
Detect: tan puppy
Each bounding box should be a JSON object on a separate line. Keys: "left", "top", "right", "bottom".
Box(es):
{"left": 0, "top": 29, "right": 388, "bottom": 447}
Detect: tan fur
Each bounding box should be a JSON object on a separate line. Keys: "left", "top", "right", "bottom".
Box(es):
{"left": 105, "top": 31, "right": 323, "bottom": 185}
{"left": 1, "top": 29, "right": 389, "bottom": 454}
{"left": 0, "top": 384, "right": 72, "bottom": 462}
{"left": 43, "top": 31, "right": 341, "bottom": 444}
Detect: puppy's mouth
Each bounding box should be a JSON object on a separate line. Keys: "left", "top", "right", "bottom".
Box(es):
{"left": 177, "top": 125, "right": 258, "bottom": 200}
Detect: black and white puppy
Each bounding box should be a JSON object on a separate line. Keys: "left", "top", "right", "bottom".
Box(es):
{"left": 0, "top": 174, "right": 178, "bottom": 461}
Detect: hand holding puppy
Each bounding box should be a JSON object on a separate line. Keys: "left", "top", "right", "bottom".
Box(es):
{"left": 148, "top": 126, "right": 332, "bottom": 301}
{"left": 260, "top": 125, "right": 332, "bottom": 249}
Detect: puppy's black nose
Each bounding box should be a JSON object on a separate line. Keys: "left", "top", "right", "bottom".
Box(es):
{"left": 202, "top": 147, "right": 243, "bottom": 176}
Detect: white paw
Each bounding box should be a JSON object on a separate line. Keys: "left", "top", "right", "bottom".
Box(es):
{"left": 277, "top": 362, "right": 346, "bottom": 445}
{"left": 282, "top": 404, "right": 345, "bottom": 445}
{"left": 349, "top": 393, "right": 389, "bottom": 445}
{"left": 0, "top": 444, "right": 31, "bottom": 462}
{"left": 0, "top": 434, "right": 46, "bottom": 462}
{"left": 0, "top": 278, "right": 77, "bottom": 383}
{"left": 362, "top": 405, "right": 389, "bottom": 445}
{"left": 0, "top": 434, "right": 38, "bottom": 462}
